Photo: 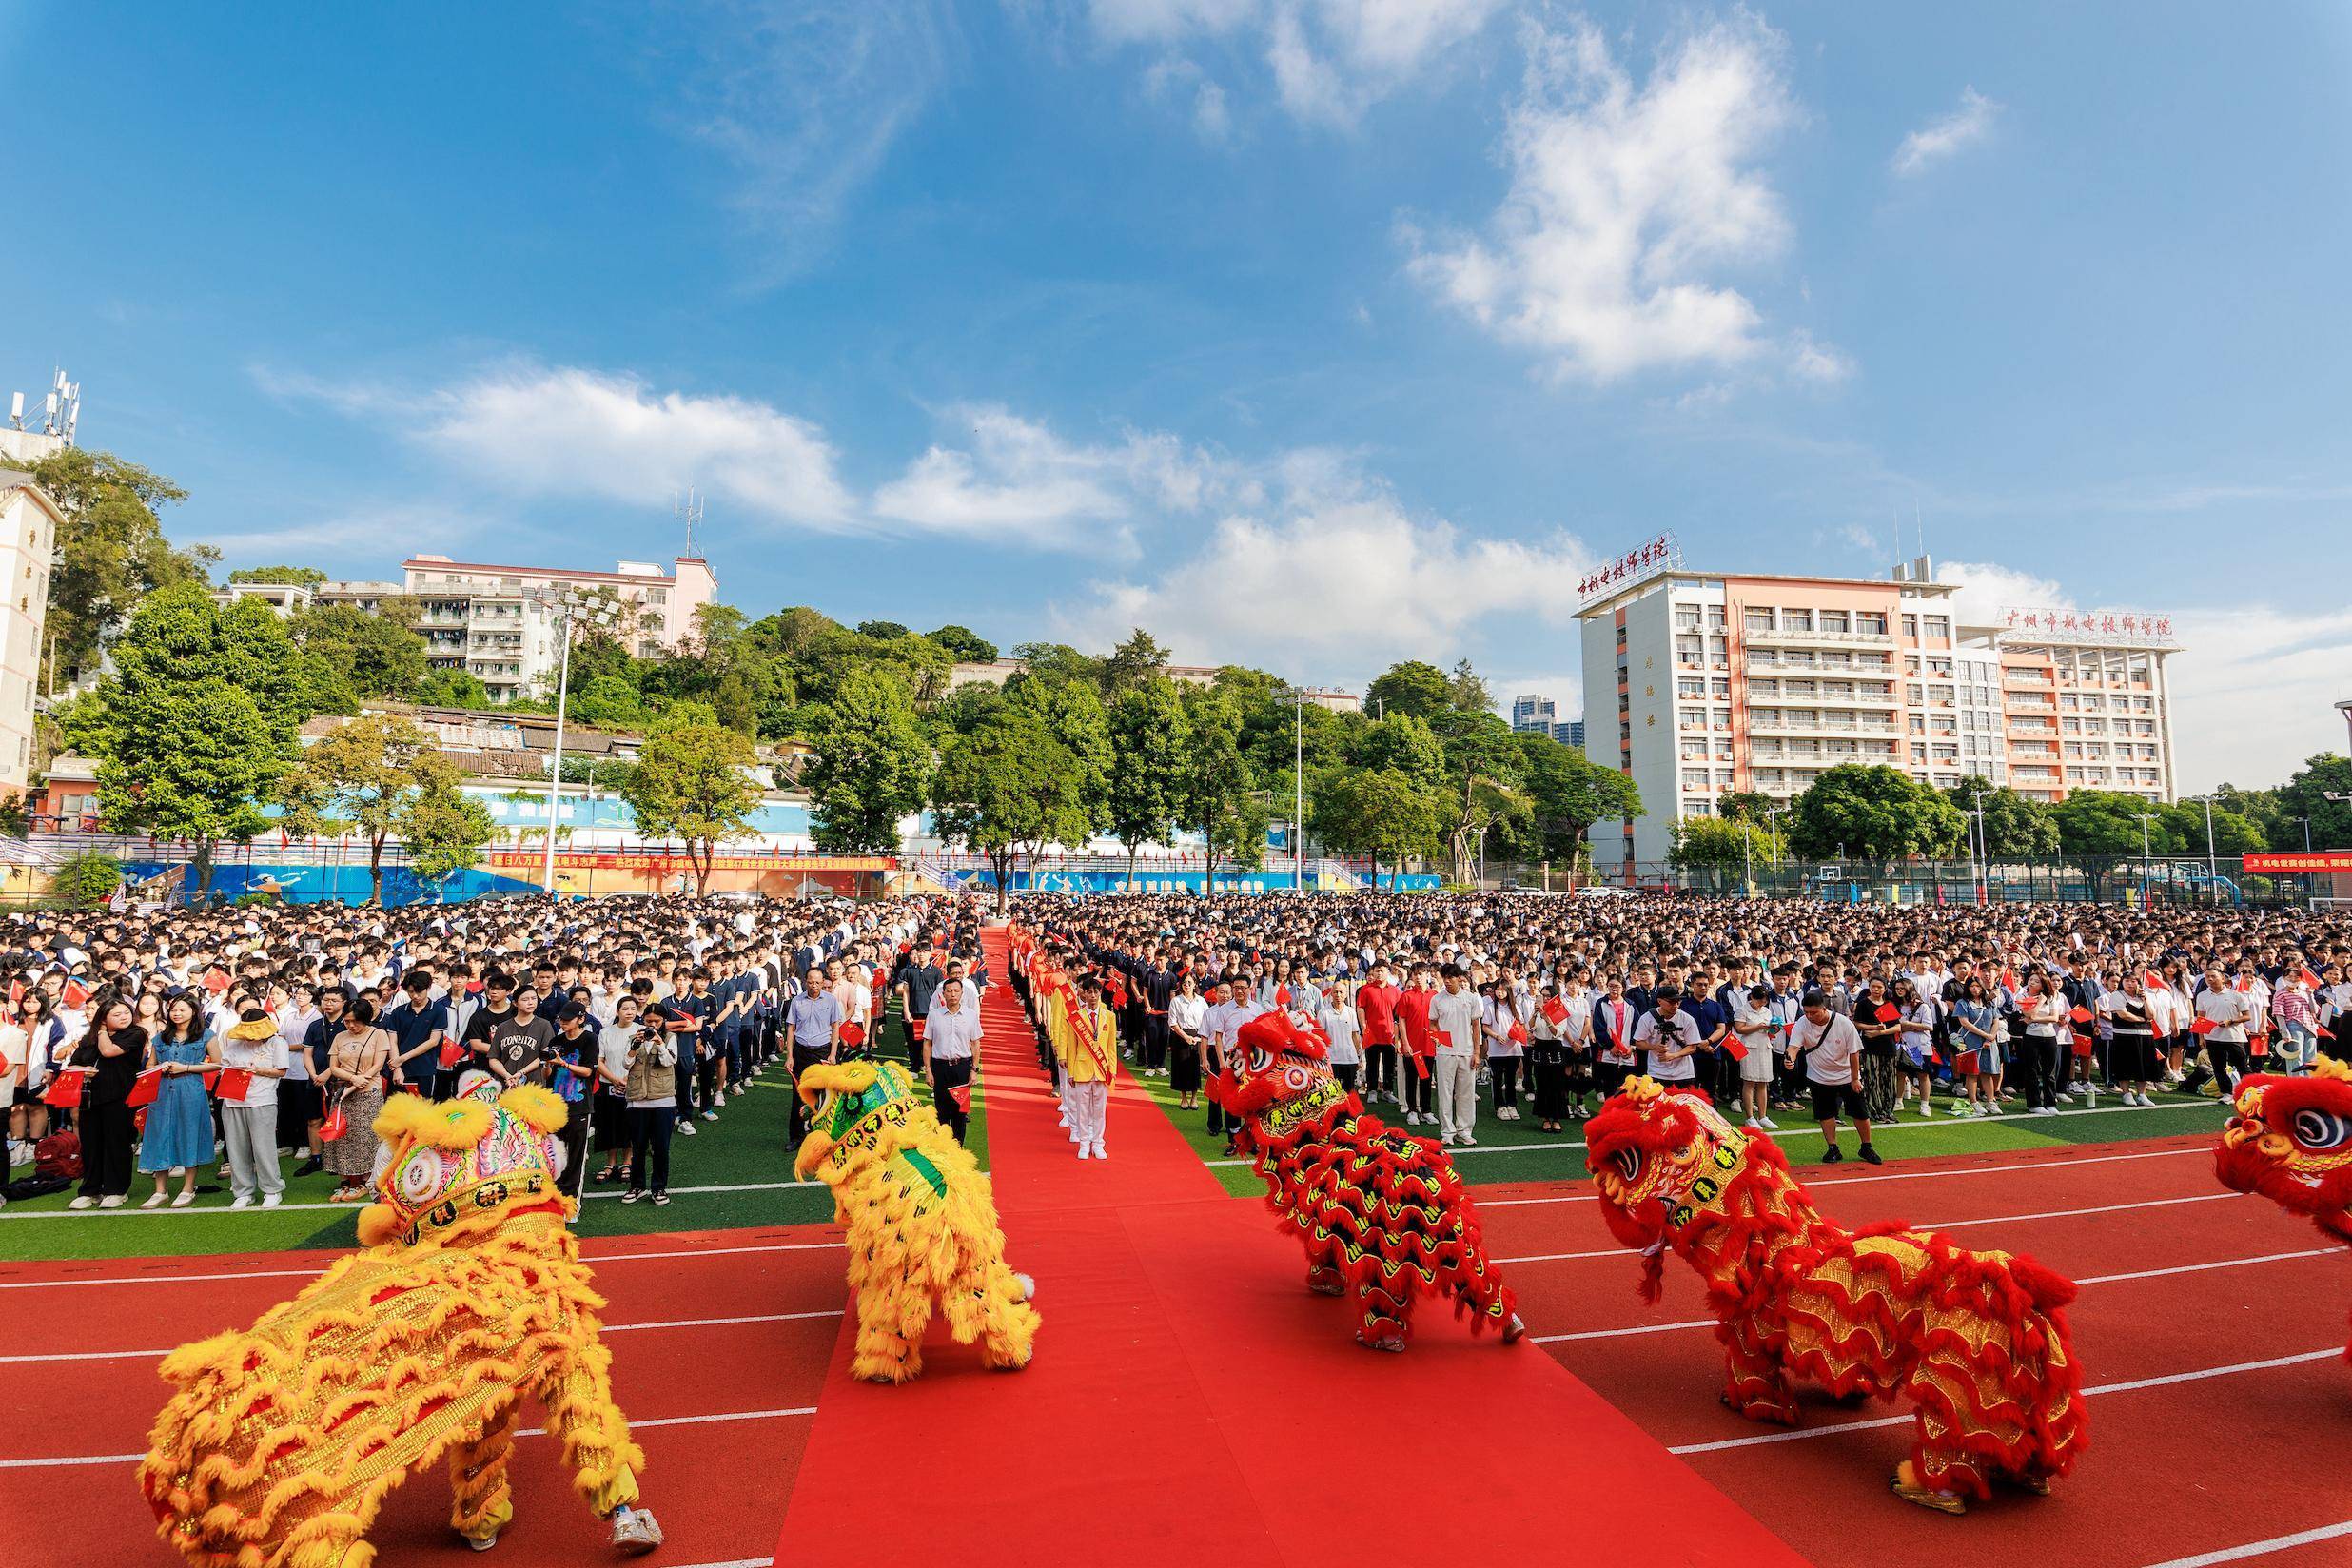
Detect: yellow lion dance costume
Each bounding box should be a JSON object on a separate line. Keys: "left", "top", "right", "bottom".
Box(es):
{"left": 1584, "top": 1078, "right": 2087, "bottom": 1514}
{"left": 140, "top": 1073, "right": 663, "bottom": 1566}
{"left": 794, "top": 1056, "right": 1039, "bottom": 1382}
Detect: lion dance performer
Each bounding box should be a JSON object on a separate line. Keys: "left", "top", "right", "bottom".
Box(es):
{"left": 794, "top": 1054, "right": 1039, "bottom": 1382}
{"left": 1209, "top": 1009, "right": 1523, "bottom": 1351}
{"left": 1583, "top": 1077, "right": 2086, "bottom": 1513}
{"left": 2214, "top": 1055, "right": 2352, "bottom": 1362}
{"left": 141, "top": 1072, "right": 662, "bottom": 1566}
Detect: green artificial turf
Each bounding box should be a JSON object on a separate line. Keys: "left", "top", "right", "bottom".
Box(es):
{"left": 0, "top": 996, "right": 991, "bottom": 1264}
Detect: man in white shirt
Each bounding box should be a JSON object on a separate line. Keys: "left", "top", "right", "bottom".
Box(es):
{"left": 1428, "top": 965, "right": 1485, "bottom": 1147}
{"left": 1786, "top": 990, "right": 1877, "bottom": 1165}
{"left": 922, "top": 978, "right": 984, "bottom": 1145}
{"left": 1632, "top": 986, "right": 1702, "bottom": 1086}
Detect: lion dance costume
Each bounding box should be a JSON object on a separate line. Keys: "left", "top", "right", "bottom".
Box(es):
{"left": 794, "top": 1055, "right": 1039, "bottom": 1382}
{"left": 2214, "top": 1055, "right": 2352, "bottom": 1362}
{"left": 1209, "top": 1010, "right": 1522, "bottom": 1351}
{"left": 1584, "top": 1078, "right": 2086, "bottom": 1513}
{"left": 140, "top": 1073, "right": 661, "bottom": 1566}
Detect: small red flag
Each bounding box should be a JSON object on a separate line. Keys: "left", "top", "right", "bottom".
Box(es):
{"left": 215, "top": 1068, "right": 253, "bottom": 1102}
{"left": 203, "top": 967, "right": 231, "bottom": 994}
{"left": 1720, "top": 1035, "right": 1747, "bottom": 1061}
{"left": 2188, "top": 1016, "right": 2218, "bottom": 1036}
{"left": 41, "top": 1068, "right": 86, "bottom": 1107}
{"left": 127, "top": 1068, "right": 165, "bottom": 1107}
{"left": 2068, "top": 1006, "right": 2095, "bottom": 1024}
{"left": 1540, "top": 997, "right": 1568, "bottom": 1026}
{"left": 61, "top": 978, "right": 89, "bottom": 1010}
{"left": 1956, "top": 1049, "right": 1981, "bottom": 1075}
{"left": 1507, "top": 1021, "right": 1528, "bottom": 1046}
{"left": 1874, "top": 1003, "right": 1900, "bottom": 1023}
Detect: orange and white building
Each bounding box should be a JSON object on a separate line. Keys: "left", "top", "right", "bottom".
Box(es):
{"left": 1577, "top": 553, "right": 2178, "bottom": 875}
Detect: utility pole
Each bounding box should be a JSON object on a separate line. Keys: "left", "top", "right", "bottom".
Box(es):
{"left": 525, "top": 587, "right": 618, "bottom": 898}
{"left": 1294, "top": 683, "right": 1304, "bottom": 892}
{"left": 2135, "top": 812, "right": 2155, "bottom": 907}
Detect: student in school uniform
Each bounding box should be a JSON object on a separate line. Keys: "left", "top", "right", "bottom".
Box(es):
{"left": 1061, "top": 976, "right": 1118, "bottom": 1161}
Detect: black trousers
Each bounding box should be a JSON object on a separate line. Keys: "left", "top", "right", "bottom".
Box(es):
{"left": 1144, "top": 1013, "right": 1169, "bottom": 1071}
{"left": 1402, "top": 1058, "right": 1432, "bottom": 1115}
{"left": 789, "top": 1045, "right": 830, "bottom": 1144}
{"left": 627, "top": 1106, "right": 675, "bottom": 1194}
{"left": 1530, "top": 1056, "right": 1567, "bottom": 1119}
{"left": 1363, "top": 1044, "right": 1396, "bottom": 1096}
{"left": 80, "top": 1098, "right": 134, "bottom": 1199}
{"left": 931, "top": 1056, "right": 973, "bottom": 1143}
{"left": 559, "top": 1102, "right": 592, "bottom": 1199}
{"left": 1491, "top": 1057, "right": 1521, "bottom": 1107}
{"left": 1335, "top": 1063, "right": 1360, "bottom": 1095}
{"left": 2023, "top": 1035, "right": 2062, "bottom": 1109}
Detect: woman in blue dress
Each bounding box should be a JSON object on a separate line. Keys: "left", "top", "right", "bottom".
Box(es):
{"left": 139, "top": 993, "right": 219, "bottom": 1208}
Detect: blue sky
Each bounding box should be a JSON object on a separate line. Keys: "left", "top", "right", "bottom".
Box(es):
{"left": 3, "top": 2, "right": 2348, "bottom": 790}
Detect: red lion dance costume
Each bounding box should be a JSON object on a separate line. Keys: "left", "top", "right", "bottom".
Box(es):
{"left": 1209, "top": 1009, "right": 1523, "bottom": 1351}
{"left": 2214, "top": 1055, "right": 2352, "bottom": 1362}
{"left": 1583, "top": 1077, "right": 2087, "bottom": 1513}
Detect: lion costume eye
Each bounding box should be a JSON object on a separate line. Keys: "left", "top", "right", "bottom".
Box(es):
{"left": 1612, "top": 1147, "right": 1643, "bottom": 1184}
{"left": 395, "top": 1149, "right": 443, "bottom": 1205}
{"left": 2290, "top": 1108, "right": 2352, "bottom": 1151}
{"left": 1247, "top": 1048, "right": 1272, "bottom": 1074}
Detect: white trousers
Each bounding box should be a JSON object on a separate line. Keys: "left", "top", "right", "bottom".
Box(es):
{"left": 1069, "top": 1080, "right": 1108, "bottom": 1146}
{"left": 1434, "top": 1055, "right": 1478, "bottom": 1139}
{"left": 222, "top": 1104, "right": 284, "bottom": 1199}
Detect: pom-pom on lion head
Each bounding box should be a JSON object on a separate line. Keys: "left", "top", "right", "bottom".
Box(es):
{"left": 357, "top": 1070, "right": 571, "bottom": 1247}
{"left": 1206, "top": 1010, "right": 1351, "bottom": 1136}
{"left": 1583, "top": 1077, "right": 1752, "bottom": 1254}
{"left": 794, "top": 1057, "right": 924, "bottom": 1183}
{"left": 2216, "top": 1056, "right": 2352, "bottom": 1243}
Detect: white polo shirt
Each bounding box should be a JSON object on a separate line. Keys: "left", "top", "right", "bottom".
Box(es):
{"left": 924, "top": 1002, "right": 983, "bottom": 1063}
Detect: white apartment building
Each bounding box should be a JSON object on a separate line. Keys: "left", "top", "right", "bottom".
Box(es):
{"left": 401, "top": 555, "right": 718, "bottom": 704}
{"left": 0, "top": 472, "right": 61, "bottom": 788}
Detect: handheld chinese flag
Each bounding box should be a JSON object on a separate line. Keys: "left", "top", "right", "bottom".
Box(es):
{"left": 127, "top": 1068, "right": 165, "bottom": 1107}
{"left": 438, "top": 1040, "right": 463, "bottom": 1069}
{"left": 6, "top": 979, "right": 19, "bottom": 1009}
{"left": 1956, "top": 1048, "right": 1981, "bottom": 1075}
{"left": 61, "top": 978, "right": 89, "bottom": 1010}
{"left": 203, "top": 967, "right": 231, "bottom": 994}
{"left": 215, "top": 1067, "right": 253, "bottom": 1102}
{"left": 319, "top": 1102, "right": 349, "bottom": 1143}
{"left": 2189, "top": 1016, "right": 2218, "bottom": 1036}
{"left": 41, "top": 1068, "right": 85, "bottom": 1107}
{"left": 2248, "top": 1032, "right": 2269, "bottom": 1058}
{"left": 1874, "top": 1003, "right": 1900, "bottom": 1023}
{"left": 2144, "top": 970, "right": 2165, "bottom": 990}
{"left": 839, "top": 1021, "right": 866, "bottom": 1049}
{"left": 1540, "top": 996, "right": 1568, "bottom": 1026}
{"left": 1275, "top": 986, "right": 1291, "bottom": 1007}
{"left": 1508, "top": 1021, "right": 1528, "bottom": 1046}
{"left": 2068, "top": 1006, "right": 2095, "bottom": 1024}
{"left": 949, "top": 1081, "right": 972, "bottom": 1115}
{"left": 1410, "top": 1050, "right": 1430, "bottom": 1080}
{"left": 2070, "top": 1032, "right": 2095, "bottom": 1059}
{"left": 1720, "top": 1034, "right": 1747, "bottom": 1062}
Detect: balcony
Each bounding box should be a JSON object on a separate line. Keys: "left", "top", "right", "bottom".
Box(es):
{"left": 1747, "top": 715, "right": 1903, "bottom": 738}
{"left": 1743, "top": 625, "right": 1894, "bottom": 649}
{"left": 1745, "top": 686, "right": 1896, "bottom": 707}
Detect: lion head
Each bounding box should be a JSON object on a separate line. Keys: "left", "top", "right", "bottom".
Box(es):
{"left": 794, "top": 1057, "right": 925, "bottom": 1183}
{"left": 1206, "top": 1010, "right": 1351, "bottom": 1137}
{"left": 1582, "top": 1077, "right": 1752, "bottom": 1255}
{"left": 358, "top": 1070, "right": 571, "bottom": 1248}
{"left": 2216, "top": 1057, "right": 2352, "bottom": 1243}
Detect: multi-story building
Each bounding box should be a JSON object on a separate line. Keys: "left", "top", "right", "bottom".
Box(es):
{"left": 1578, "top": 554, "right": 2179, "bottom": 876}
{"left": 400, "top": 555, "right": 717, "bottom": 704}
{"left": 1556, "top": 718, "right": 1585, "bottom": 749}
{"left": 0, "top": 471, "right": 60, "bottom": 788}
{"left": 1510, "top": 694, "right": 1558, "bottom": 734}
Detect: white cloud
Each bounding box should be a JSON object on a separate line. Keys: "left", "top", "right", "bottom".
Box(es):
{"left": 415, "top": 365, "right": 856, "bottom": 530}
{"left": 1070, "top": 456, "right": 1595, "bottom": 674}
{"left": 1141, "top": 54, "right": 1235, "bottom": 143}
{"left": 653, "top": 0, "right": 949, "bottom": 283}
{"left": 1788, "top": 329, "right": 1855, "bottom": 384}
{"left": 1891, "top": 86, "right": 1998, "bottom": 177}
{"left": 1405, "top": 14, "right": 1827, "bottom": 382}
{"left": 1935, "top": 559, "right": 2069, "bottom": 630}
{"left": 1087, "top": 0, "right": 1504, "bottom": 126}
{"left": 872, "top": 404, "right": 1245, "bottom": 550}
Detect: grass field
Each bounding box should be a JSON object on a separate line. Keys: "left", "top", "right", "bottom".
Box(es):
{"left": 0, "top": 997, "right": 990, "bottom": 1261}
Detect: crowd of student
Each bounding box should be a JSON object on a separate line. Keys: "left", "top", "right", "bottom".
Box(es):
{"left": 0, "top": 893, "right": 987, "bottom": 1212}
{"left": 1010, "top": 891, "right": 2350, "bottom": 1166}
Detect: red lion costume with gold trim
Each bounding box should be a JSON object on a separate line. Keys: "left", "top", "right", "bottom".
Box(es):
{"left": 1208, "top": 1010, "right": 1522, "bottom": 1351}
{"left": 2214, "top": 1056, "right": 2352, "bottom": 1362}
{"left": 1584, "top": 1078, "right": 2087, "bottom": 1513}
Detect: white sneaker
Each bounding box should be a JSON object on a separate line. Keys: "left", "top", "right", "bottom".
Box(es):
{"left": 676, "top": 1120, "right": 697, "bottom": 1136}
{"left": 1744, "top": 1118, "right": 1765, "bottom": 1131}
{"left": 1076, "top": 1144, "right": 1092, "bottom": 1160}
{"left": 1760, "top": 1117, "right": 1779, "bottom": 1130}
{"left": 261, "top": 1194, "right": 283, "bottom": 1208}
{"left": 228, "top": 1196, "right": 254, "bottom": 1210}
{"left": 69, "top": 1195, "right": 95, "bottom": 1209}
{"left": 1089, "top": 1142, "right": 1107, "bottom": 1160}
{"left": 99, "top": 1194, "right": 127, "bottom": 1208}
{"left": 1459, "top": 1133, "right": 1477, "bottom": 1147}
{"left": 2055, "top": 1091, "right": 2074, "bottom": 1104}
{"left": 142, "top": 1191, "right": 167, "bottom": 1209}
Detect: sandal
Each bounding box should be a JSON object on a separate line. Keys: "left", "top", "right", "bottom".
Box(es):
{"left": 172, "top": 1191, "right": 197, "bottom": 1208}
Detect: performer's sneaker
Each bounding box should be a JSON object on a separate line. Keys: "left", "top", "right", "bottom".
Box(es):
{"left": 467, "top": 1532, "right": 499, "bottom": 1552}
{"left": 1355, "top": 1331, "right": 1406, "bottom": 1353}
{"left": 612, "top": 1509, "right": 665, "bottom": 1554}
{"left": 1501, "top": 1313, "right": 1527, "bottom": 1344}
{"left": 1891, "top": 1461, "right": 1967, "bottom": 1515}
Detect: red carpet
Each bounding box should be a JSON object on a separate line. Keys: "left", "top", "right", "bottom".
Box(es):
{"left": 774, "top": 929, "right": 1808, "bottom": 1568}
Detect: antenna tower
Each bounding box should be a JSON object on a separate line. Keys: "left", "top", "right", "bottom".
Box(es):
{"left": 675, "top": 485, "right": 704, "bottom": 559}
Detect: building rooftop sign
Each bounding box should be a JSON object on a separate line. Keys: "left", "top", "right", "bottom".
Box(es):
{"left": 1578, "top": 531, "right": 1681, "bottom": 605}
{"left": 2000, "top": 607, "right": 2176, "bottom": 645}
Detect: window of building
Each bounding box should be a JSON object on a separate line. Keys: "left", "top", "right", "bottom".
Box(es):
{"left": 1674, "top": 607, "right": 1701, "bottom": 631}
{"left": 1744, "top": 609, "right": 1773, "bottom": 634}
{"left": 1710, "top": 677, "right": 1731, "bottom": 697}
{"left": 1819, "top": 610, "right": 1850, "bottom": 633}
{"left": 1929, "top": 684, "right": 1954, "bottom": 705}
{"left": 1706, "top": 606, "right": 1727, "bottom": 631}
{"left": 1902, "top": 614, "right": 1919, "bottom": 637}
{"left": 1925, "top": 615, "right": 1950, "bottom": 638}
{"left": 1784, "top": 608, "right": 1813, "bottom": 632}
{"left": 1677, "top": 677, "right": 1704, "bottom": 698}
{"left": 1675, "top": 637, "right": 1701, "bottom": 664}
{"left": 1855, "top": 612, "right": 1887, "bottom": 635}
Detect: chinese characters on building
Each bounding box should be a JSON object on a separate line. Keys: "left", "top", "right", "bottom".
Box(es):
{"left": 2000, "top": 607, "right": 2175, "bottom": 644}
{"left": 1578, "top": 533, "right": 1680, "bottom": 601}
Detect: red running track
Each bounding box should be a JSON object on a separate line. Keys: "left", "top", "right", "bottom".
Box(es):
{"left": 770, "top": 926, "right": 1809, "bottom": 1568}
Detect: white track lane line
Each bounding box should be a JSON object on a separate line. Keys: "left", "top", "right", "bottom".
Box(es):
{"left": 1478, "top": 1145, "right": 2210, "bottom": 1208}
{"left": 0, "top": 1404, "right": 818, "bottom": 1471}
{"left": 1532, "top": 1246, "right": 2338, "bottom": 1344}
{"left": 0, "top": 1305, "right": 847, "bottom": 1364}
{"left": 1492, "top": 1190, "right": 2240, "bottom": 1265}
{"left": 1664, "top": 1347, "right": 2341, "bottom": 1455}
{"left": 2138, "top": 1520, "right": 2352, "bottom": 1568}
{"left": 0, "top": 1237, "right": 848, "bottom": 1291}
{"left": 0, "top": 1174, "right": 827, "bottom": 1221}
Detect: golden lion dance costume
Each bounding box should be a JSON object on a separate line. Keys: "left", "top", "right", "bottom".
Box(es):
{"left": 1583, "top": 1078, "right": 2086, "bottom": 1513}
{"left": 141, "top": 1075, "right": 662, "bottom": 1566}
{"left": 794, "top": 1056, "right": 1039, "bottom": 1382}
{"left": 2215, "top": 1055, "right": 2352, "bottom": 1362}
{"left": 1208, "top": 1010, "right": 1522, "bottom": 1351}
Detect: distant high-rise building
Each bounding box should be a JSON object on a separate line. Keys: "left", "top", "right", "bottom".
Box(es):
{"left": 1556, "top": 719, "right": 1585, "bottom": 749}
{"left": 1510, "top": 694, "right": 1558, "bottom": 734}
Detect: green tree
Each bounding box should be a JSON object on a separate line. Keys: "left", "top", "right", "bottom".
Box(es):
{"left": 1178, "top": 689, "right": 1257, "bottom": 893}
{"left": 1668, "top": 815, "right": 1773, "bottom": 889}
{"left": 2261, "top": 755, "right": 2352, "bottom": 850}
{"left": 415, "top": 667, "right": 494, "bottom": 709}
{"left": 1009, "top": 675, "right": 1113, "bottom": 836}
{"left": 1364, "top": 659, "right": 1450, "bottom": 720}
{"left": 1107, "top": 676, "right": 1191, "bottom": 888}
{"left": 926, "top": 624, "right": 998, "bottom": 664}
{"left": 1102, "top": 628, "right": 1172, "bottom": 694}
{"left": 803, "top": 667, "right": 932, "bottom": 853}
{"left": 1428, "top": 709, "right": 1529, "bottom": 885}
{"left": 854, "top": 618, "right": 911, "bottom": 641}
{"left": 1315, "top": 768, "right": 1444, "bottom": 891}
{"left": 14, "top": 447, "right": 213, "bottom": 687}
{"left": 931, "top": 709, "right": 1091, "bottom": 911}
{"left": 2165, "top": 800, "right": 2266, "bottom": 856}
{"left": 2054, "top": 790, "right": 2179, "bottom": 899}
{"left": 397, "top": 759, "right": 496, "bottom": 895}
{"left": 571, "top": 674, "right": 651, "bottom": 733}
{"left": 1009, "top": 640, "right": 1104, "bottom": 689}
{"left": 226, "top": 565, "right": 327, "bottom": 587}
{"left": 289, "top": 602, "right": 429, "bottom": 700}
{"left": 1446, "top": 657, "right": 1492, "bottom": 713}
{"left": 277, "top": 714, "right": 435, "bottom": 905}
{"left": 1353, "top": 712, "right": 1447, "bottom": 783}
{"left": 1717, "top": 791, "right": 1774, "bottom": 824}
{"left": 1945, "top": 776, "right": 2060, "bottom": 857}
{"left": 95, "top": 586, "right": 296, "bottom": 892}
{"left": 51, "top": 850, "right": 125, "bottom": 906}
{"left": 1511, "top": 729, "right": 1641, "bottom": 881}
{"left": 617, "top": 718, "right": 762, "bottom": 896}
{"left": 47, "top": 688, "right": 114, "bottom": 758}
{"left": 1786, "top": 765, "right": 1966, "bottom": 862}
